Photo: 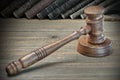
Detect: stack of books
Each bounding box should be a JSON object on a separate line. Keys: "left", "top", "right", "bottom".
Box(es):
{"left": 0, "top": 0, "right": 119, "bottom": 19}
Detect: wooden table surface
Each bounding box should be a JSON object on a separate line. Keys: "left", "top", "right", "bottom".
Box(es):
{"left": 0, "top": 19, "right": 120, "bottom": 80}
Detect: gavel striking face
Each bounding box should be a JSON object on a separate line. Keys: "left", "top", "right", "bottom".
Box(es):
{"left": 6, "top": 6, "right": 112, "bottom": 76}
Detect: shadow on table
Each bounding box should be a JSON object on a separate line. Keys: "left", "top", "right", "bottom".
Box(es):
{"left": 8, "top": 59, "right": 76, "bottom": 77}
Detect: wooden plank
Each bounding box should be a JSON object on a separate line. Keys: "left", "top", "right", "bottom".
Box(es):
{"left": 0, "top": 19, "right": 120, "bottom": 80}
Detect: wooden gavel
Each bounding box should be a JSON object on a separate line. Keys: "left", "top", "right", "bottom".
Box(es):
{"left": 6, "top": 6, "right": 112, "bottom": 76}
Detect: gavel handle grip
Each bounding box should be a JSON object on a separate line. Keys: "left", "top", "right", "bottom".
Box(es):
{"left": 6, "top": 28, "right": 87, "bottom": 76}
{"left": 20, "top": 31, "right": 83, "bottom": 68}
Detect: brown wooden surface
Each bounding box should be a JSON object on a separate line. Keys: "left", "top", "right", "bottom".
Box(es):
{"left": 0, "top": 19, "right": 120, "bottom": 80}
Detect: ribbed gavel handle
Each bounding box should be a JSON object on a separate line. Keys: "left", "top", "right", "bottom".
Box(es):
{"left": 6, "top": 28, "right": 88, "bottom": 76}
{"left": 19, "top": 31, "right": 83, "bottom": 68}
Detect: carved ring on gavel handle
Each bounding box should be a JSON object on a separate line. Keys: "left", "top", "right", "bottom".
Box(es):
{"left": 6, "top": 6, "right": 112, "bottom": 76}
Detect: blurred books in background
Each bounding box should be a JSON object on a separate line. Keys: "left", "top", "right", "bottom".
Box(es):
{"left": 0, "top": 0, "right": 120, "bottom": 21}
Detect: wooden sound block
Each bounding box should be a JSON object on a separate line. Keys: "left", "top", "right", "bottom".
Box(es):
{"left": 77, "top": 35, "right": 112, "bottom": 57}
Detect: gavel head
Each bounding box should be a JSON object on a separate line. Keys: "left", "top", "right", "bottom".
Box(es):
{"left": 77, "top": 6, "right": 112, "bottom": 57}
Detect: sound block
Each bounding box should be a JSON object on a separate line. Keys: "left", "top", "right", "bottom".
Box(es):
{"left": 77, "top": 35, "right": 112, "bottom": 57}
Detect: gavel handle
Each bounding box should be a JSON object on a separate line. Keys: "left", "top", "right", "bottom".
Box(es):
{"left": 6, "top": 28, "right": 88, "bottom": 76}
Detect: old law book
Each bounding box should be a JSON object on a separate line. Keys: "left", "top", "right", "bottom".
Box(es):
{"left": 25, "top": 0, "right": 55, "bottom": 19}
{"left": 13, "top": 0, "right": 40, "bottom": 18}
{"left": 0, "top": 0, "right": 13, "bottom": 12}
{"left": 0, "top": 0, "right": 28, "bottom": 17}
{"left": 98, "top": 0, "right": 115, "bottom": 7}
{"left": 80, "top": 0, "right": 116, "bottom": 19}
{"left": 106, "top": 3, "right": 120, "bottom": 15}
{"left": 104, "top": 1, "right": 120, "bottom": 14}
{"left": 37, "top": 0, "right": 68, "bottom": 19}
{"left": 98, "top": 0, "right": 116, "bottom": 13}
{"left": 61, "top": 0, "right": 93, "bottom": 19}
{"left": 70, "top": 0, "right": 104, "bottom": 19}
{"left": 48, "top": 0, "right": 82, "bottom": 19}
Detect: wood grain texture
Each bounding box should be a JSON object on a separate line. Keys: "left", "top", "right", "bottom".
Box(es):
{"left": 0, "top": 19, "right": 120, "bottom": 80}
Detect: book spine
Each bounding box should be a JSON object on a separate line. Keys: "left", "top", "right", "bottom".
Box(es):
{"left": 98, "top": 0, "right": 115, "bottom": 7}
{"left": 61, "top": 0, "right": 93, "bottom": 19}
{"left": 104, "top": 1, "right": 120, "bottom": 14}
{"left": 0, "top": 0, "right": 13, "bottom": 12}
{"left": 25, "top": 0, "right": 55, "bottom": 19}
{"left": 13, "top": 0, "right": 40, "bottom": 18}
{"left": 80, "top": 0, "right": 116, "bottom": 19}
{"left": 37, "top": 0, "right": 68, "bottom": 19}
{"left": 48, "top": 0, "right": 81, "bottom": 19}
{"left": 70, "top": 0, "right": 104, "bottom": 19}
{"left": 80, "top": 13, "right": 87, "bottom": 19}
{"left": 0, "top": 0, "right": 28, "bottom": 17}
{"left": 107, "top": 5, "right": 120, "bottom": 15}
